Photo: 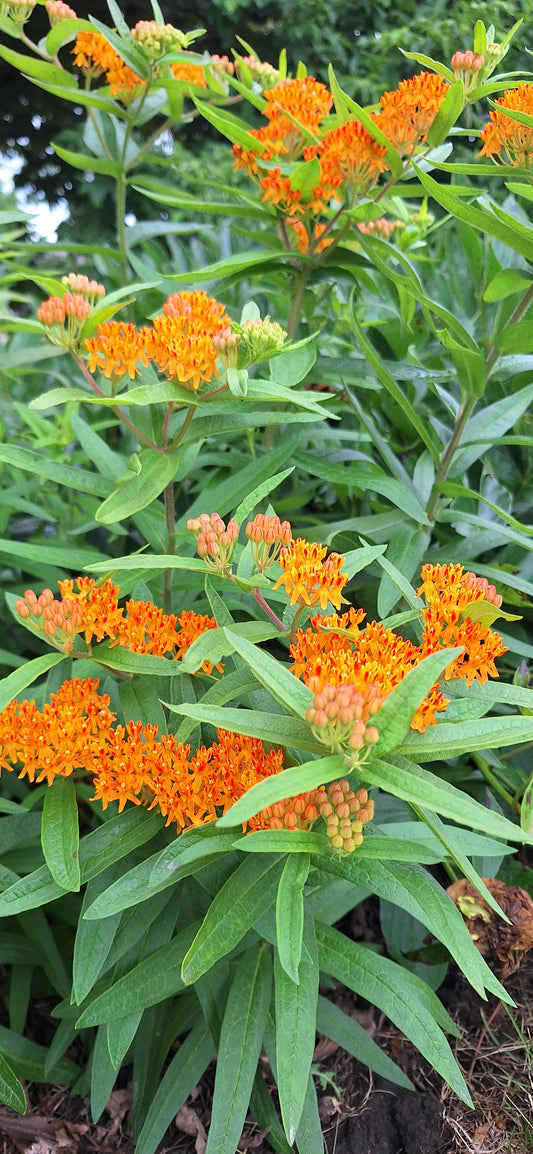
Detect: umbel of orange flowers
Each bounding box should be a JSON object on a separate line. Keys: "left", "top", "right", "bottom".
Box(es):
{"left": 2, "top": 535, "right": 507, "bottom": 851}
{"left": 232, "top": 71, "right": 451, "bottom": 250}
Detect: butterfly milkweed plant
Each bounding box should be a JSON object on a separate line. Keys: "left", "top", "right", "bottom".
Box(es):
{"left": 0, "top": 0, "right": 533, "bottom": 1149}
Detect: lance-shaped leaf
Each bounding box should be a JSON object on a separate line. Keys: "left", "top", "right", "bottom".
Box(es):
{"left": 217, "top": 755, "right": 345, "bottom": 829}
{"left": 95, "top": 448, "right": 181, "bottom": 525}
{"left": 205, "top": 944, "right": 272, "bottom": 1154}
{"left": 372, "top": 647, "right": 463, "bottom": 755}
{"left": 41, "top": 778, "right": 80, "bottom": 892}
{"left": 275, "top": 913, "right": 319, "bottom": 1143}
{"left": 182, "top": 855, "right": 284, "bottom": 984}
{"left": 275, "top": 853, "right": 310, "bottom": 982}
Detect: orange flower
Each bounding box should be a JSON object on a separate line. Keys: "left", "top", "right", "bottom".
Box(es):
{"left": 374, "top": 72, "right": 450, "bottom": 157}
{"left": 145, "top": 292, "right": 230, "bottom": 391}
{"left": 112, "top": 600, "right": 179, "bottom": 657}
{"left": 479, "top": 84, "right": 533, "bottom": 167}
{"left": 72, "top": 31, "right": 145, "bottom": 100}
{"left": 417, "top": 562, "right": 507, "bottom": 685}
{"left": 85, "top": 322, "right": 151, "bottom": 380}
{"left": 264, "top": 77, "right": 333, "bottom": 134}
{"left": 290, "top": 611, "right": 449, "bottom": 733}
{"left": 174, "top": 609, "right": 222, "bottom": 674}
{"left": 0, "top": 678, "right": 115, "bottom": 786}
{"left": 57, "top": 576, "right": 124, "bottom": 645}
{"left": 72, "top": 31, "right": 117, "bottom": 75}
{"left": 273, "top": 538, "right": 348, "bottom": 610}
{"left": 171, "top": 59, "right": 207, "bottom": 87}
{"left": 286, "top": 218, "right": 334, "bottom": 254}
{"left": 316, "top": 119, "right": 389, "bottom": 197}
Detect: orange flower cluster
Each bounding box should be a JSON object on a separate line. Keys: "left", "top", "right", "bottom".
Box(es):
{"left": 311, "top": 119, "right": 388, "bottom": 199}
{"left": 234, "top": 69, "right": 452, "bottom": 225}
{"left": 358, "top": 217, "right": 399, "bottom": 240}
{"left": 17, "top": 578, "right": 222, "bottom": 674}
{"left": 171, "top": 58, "right": 207, "bottom": 87}
{"left": 291, "top": 609, "right": 448, "bottom": 734}
{"left": 291, "top": 562, "right": 506, "bottom": 732}
{"left": 479, "top": 84, "right": 533, "bottom": 167}
{"left": 418, "top": 563, "right": 507, "bottom": 685}
{"left": 72, "top": 31, "right": 144, "bottom": 101}
{"left": 84, "top": 291, "right": 230, "bottom": 391}
{"left": 0, "top": 679, "right": 281, "bottom": 827}
{"left": 374, "top": 72, "right": 450, "bottom": 157}
{"left": 272, "top": 538, "right": 348, "bottom": 611}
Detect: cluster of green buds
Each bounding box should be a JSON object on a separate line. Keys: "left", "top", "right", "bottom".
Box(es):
{"left": 245, "top": 513, "right": 292, "bottom": 572}
{"left": 187, "top": 513, "right": 239, "bottom": 572}
{"left": 315, "top": 781, "right": 374, "bottom": 854}
{"left": 0, "top": 0, "right": 36, "bottom": 22}
{"left": 45, "top": 0, "right": 76, "bottom": 23}
{"left": 237, "top": 317, "right": 287, "bottom": 368}
{"left": 259, "top": 792, "right": 319, "bottom": 831}
{"left": 236, "top": 55, "right": 281, "bottom": 90}
{"left": 305, "top": 678, "right": 381, "bottom": 763}
{"left": 131, "top": 20, "right": 188, "bottom": 62}
{"left": 15, "top": 589, "right": 83, "bottom": 654}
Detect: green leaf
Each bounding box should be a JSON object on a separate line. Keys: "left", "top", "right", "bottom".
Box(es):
{"left": 0, "top": 1054, "right": 26, "bottom": 1113}
{"left": 0, "top": 444, "right": 112, "bottom": 497}
{"left": 193, "top": 96, "right": 268, "bottom": 151}
{"left": 372, "top": 648, "right": 463, "bottom": 755}
{"left": 416, "top": 808, "right": 509, "bottom": 923}
{"left": 0, "top": 43, "right": 73, "bottom": 87}
{"left": 233, "top": 467, "right": 294, "bottom": 526}
{"left": 0, "top": 651, "right": 65, "bottom": 713}
{"left": 275, "top": 913, "right": 318, "bottom": 1143}
{"left": 316, "top": 921, "right": 471, "bottom": 1104}
{"left": 135, "top": 1020, "right": 214, "bottom": 1154}
{"left": 205, "top": 944, "right": 272, "bottom": 1154}
{"left": 414, "top": 166, "right": 533, "bottom": 263}
{"left": 75, "top": 924, "right": 199, "bottom": 1027}
{"left": 427, "top": 80, "right": 464, "bottom": 147}
{"left": 167, "top": 701, "right": 323, "bottom": 754}
{"left": 182, "top": 855, "right": 284, "bottom": 984}
{"left": 45, "top": 16, "right": 94, "bottom": 55}
{"left": 0, "top": 1026, "right": 79, "bottom": 1085}
{"left": 290, "top": 156, "right": 322, "bottom": 198}
{"left": 72, "top": 874, "right": 122, "bottom": 1005}
{"left": 222, "top": 629, "right": 313, "bottom": 718}
{"left": 275, "top": 854, "right": 309, "bottom": 982}
{"left": 399, "top": 716, "right": 533, "bottom": 766}
{"left": 316, "top": 995, "right": 412, "bottom": 1088}
{"left": 217, "top": 755, "right": 345, "bottom": 829}
{"left": 399, "top": 49, "right": 455, "bottom": 82}
{"left": 483, "top": 269, "right": 530, "bottom": 302}
{"left": 235, "top": 831, "right": 326, "bottom": 856}
{"left": 361, "top": 755, "right": 531, "bottom": 844}
{"left": 149, "top": 826, "right": 238, "bottom": 888}
{"left": 41, "top": 777, "right": 80, "bottom": 892}
{"left": 52, "top": 143, "right": 121, "bottom": 177}
{"left": 95, "top": 448, "right": 180, "bottom": 525}
{"left": 298, "top": 450, "right": 431, "bottom": 525}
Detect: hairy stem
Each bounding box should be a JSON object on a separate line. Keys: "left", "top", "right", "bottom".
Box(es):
{"left": 251, "top": 587, "right": 287, "bottom": 632}
{"left": 472, "top": 753, "right": 515, "bottom": 809}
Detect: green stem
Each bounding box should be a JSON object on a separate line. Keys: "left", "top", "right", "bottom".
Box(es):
{"left": 167, "top": 402, "right": 195, "bottom": 452}
{"left": 485, "top": 280, "right": 533, "bottom": 376}
{"left": 162, "top": 479, "right": 176, "bottom": 615}
{"left": 115, "top": 169, "right": 129, "bottom": 286}
{"left": 286, "top": 266, "right": 310, "bottom": 340}
{"left": 161, "top": 403, "right": 195, "bottom": 614}
{"left": 125, "top": 115, "right": 173, "bottom": 170}
{"left": 71, "top": 351, "right": 159, "bottom": 449}
{"left": 472, "top": 753, "right": 515, "bottom": 809}
{"left": 425, "top": 392, "right": 477, "bottom": 521}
